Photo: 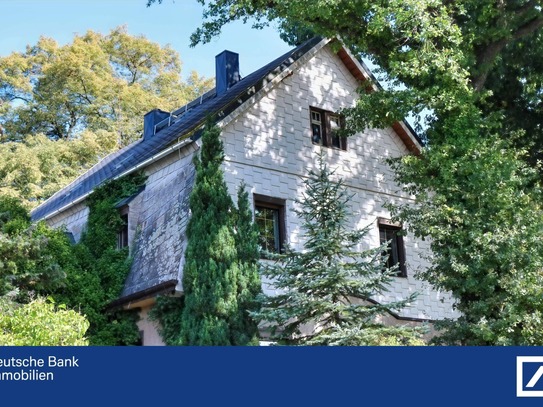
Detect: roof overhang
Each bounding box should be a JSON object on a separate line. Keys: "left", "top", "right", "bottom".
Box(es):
{"left": 106, "top": 279, "right": 178, "bottom": 311}
{"left": 336, "top": 43, "right": 422, "bottom": 155}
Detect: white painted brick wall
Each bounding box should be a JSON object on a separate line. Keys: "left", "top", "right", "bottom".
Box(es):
{"left": 221, "top": 44, "right": 458, "bottom": 320}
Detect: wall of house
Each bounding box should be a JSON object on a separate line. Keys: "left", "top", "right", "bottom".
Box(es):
{"left": 44, "top": 142, "right": 198, "bottom": 346}
{"left": 137, "top": 305, "right": 166, "bottom": 346}
{"left": 47, "top": 203, "right": 89, "bottom": 243}
{"left": 220, "top": 44, "right": 458, "bottom": 321}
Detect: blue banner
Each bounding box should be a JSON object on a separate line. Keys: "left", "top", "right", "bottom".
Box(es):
{"left": 1, "top": 346, "right": 543, "bottom": 406}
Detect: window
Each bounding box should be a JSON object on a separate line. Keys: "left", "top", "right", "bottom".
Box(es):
{"left": 254, "top": 195, "right": 286, "bottom": 255}
{"left": 378, "top": 218, "right": 407, "bottom": 277}
{"left": 310, "top": 107, "right": 346, "bottom": 150}
{"left": 113, "top": 186, "right": 145, "bottom": 251}
{"left": 117, "top": 212, "right": 129, "bottom": 249}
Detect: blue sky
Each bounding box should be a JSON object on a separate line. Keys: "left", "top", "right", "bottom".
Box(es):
{"left": 0, "top": 0, "right": 292, "bottom": 79}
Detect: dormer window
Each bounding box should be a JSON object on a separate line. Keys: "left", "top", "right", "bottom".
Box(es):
{"left": 117, "top": 208, "right": 129, "bottom": 250}
{"left": 310, "top": 107, "right": 346, "bottom": 150}
{"left": 113, "top": 185, "right": 145, "bottom": 252}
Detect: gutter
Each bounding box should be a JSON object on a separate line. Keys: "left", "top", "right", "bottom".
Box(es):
{"left": 35, "top": 37, "right": 330, "bottom": 222}
{"left": 37, "top": 136, "right": 195, "bottom": 222}
{"left": 106, "top": 279, "right": 178, "bottom": 311}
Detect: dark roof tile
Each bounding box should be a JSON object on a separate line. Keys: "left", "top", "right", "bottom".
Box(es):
{"left": 31, "top": 37, "right": 323, "bottom": 221}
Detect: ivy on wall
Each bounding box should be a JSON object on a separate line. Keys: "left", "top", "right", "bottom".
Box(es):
{"left": 149, "top": 295, "right": 184, "bottom": 346}
{"left": 53, "top": 172, "right": 147, "bottom": 345}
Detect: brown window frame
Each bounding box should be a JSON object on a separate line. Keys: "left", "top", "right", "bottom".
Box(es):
{"left": 310, "top": 106, "right": 347, "bottom": 151}
{"left": 378, "top": 218, "right": 407, "bottom": 278}
{"left": 253, "top": 194, "right": 286, "bottom": 256}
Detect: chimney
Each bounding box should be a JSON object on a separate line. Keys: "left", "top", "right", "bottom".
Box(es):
{"left": 215, "top": 50, "right": 240, "bottom": 96}
{"left": 143, "top": 109, "right": 170, "bottom": 140}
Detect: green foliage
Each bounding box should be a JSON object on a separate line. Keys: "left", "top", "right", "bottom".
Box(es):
{"left": 231, "top": 183, "right": 262, "bottom": 345}
{"left": 0, "top": 297, "right": 89, "bottom": 346}
{"left": 482, "top": 32, "right": 543, "bottom": 170}
{"left": 0, "top": 178, "right": 144, "bottom": 345}
{"left": 52, "top": 173, "right": 146, "bottom": 345}
{"left": 388, "top": 106, "right": 543, "bottom": 345}
{"left": 0, "top": 27, "right": 213, "bottom": 208}
{"left": 0, "top": 196, "right": 29, "bottom": 233}
{"left": 177, "top": 121, "right": 261, "bottom": 345}
{"left": 148, "top": 296, "right": 185, "bottom": 346}
{"left": 0, "top": 197, "right": 67, "bottom": 300}
{"left": 82, "top": 172, "right": 146, "bottom": 256}
{"left": 0, "top": 26, "right": 213, "bottom": 144}
{"left": 251, "top": 156, "right": 425, "bottom": 345}
{"left": 0, "top": 132, "right": 117, "bottom": 208}
{"left": 150, "top": 184, "right": 261, "bottom": 347}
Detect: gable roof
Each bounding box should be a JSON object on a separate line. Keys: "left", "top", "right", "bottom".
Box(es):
{"left": 31, "top": 37, "right": 421, "bottom": 222}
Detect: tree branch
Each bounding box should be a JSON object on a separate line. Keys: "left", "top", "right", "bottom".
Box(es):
{"left": 472, "top": 15, "right": 543, "bottom": 91}
{"left": 512, "top": 15, "right": 543, "bottom": 40}
{"left": 514, "top": 0, "right": 540, "bottom": 20}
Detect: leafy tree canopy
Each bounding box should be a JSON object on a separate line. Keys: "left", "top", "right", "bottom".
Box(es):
{"left": 0, "top": 26, "right": 212, "bottom": 144}
{"left": 0, "top": 196, "right": 68, "bottom": 301}
{"left": 0, "top": 132, "right": 116, "bottom": 208}
{"left": 148, "top": 1, "right": 543, "bottom": 136}
{"left": 0, "top": 26, "right": 213, "bottom": 208}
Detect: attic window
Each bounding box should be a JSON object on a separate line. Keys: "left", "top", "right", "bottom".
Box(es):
{"left": 117, "top": 207, "right": 129, "bottom": 250}
{"left": 310, "top": 107, "right": 346, "bottom": 151}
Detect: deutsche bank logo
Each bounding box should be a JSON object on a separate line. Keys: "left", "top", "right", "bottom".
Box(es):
{"left": 517, "top": 356, "right": 543, "bottom": 397}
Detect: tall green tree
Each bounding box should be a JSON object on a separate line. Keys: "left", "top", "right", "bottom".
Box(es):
{"left": 0, "top": 26, "right": 212, "bottom": 144}
{"left": 231, "top": 183, "right": 262, "bottom": 345}
{"left": 179, "top": 122, "right": 261, "bottom": 345}
{"left": 149, "top": 0, "right": 543, "bottom": 345}
{"left": 388, "top": 109, "right": 543, "bottom": 345}
{"left": 0, "top": 26, "right": 213, "bottom": 207}
{"left": 251, "top": 157, "right": 424, "bottom": 345}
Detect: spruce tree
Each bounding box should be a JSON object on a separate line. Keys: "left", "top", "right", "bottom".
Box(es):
{"left": 179, "top": 122, "right": 260, "bottom": 345}
{"left": 251, "top": 155, "right": 424, "bottom": 345}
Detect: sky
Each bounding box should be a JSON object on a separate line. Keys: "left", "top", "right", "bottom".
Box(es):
{"left": 0, "top": 0, "right": 292, "bottom": 80}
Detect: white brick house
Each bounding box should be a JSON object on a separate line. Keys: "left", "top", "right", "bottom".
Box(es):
{"left": 31, "top": 37, "right": 457, "bottom": 345}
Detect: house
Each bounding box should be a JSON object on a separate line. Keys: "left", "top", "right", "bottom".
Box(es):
{"left": 31, "top": 37, "right": 458, "bottom": 345}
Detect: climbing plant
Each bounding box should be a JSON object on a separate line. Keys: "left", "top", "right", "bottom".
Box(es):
{"left": 53, "top": 172, "right": 147, "bottom": 345}
{"left": 149, "top": 295, "right": 184, "bottom": 346}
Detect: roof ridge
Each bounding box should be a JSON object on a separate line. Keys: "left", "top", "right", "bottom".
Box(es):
{"left": 30, "top": 37, "right": 326, "bottom": 221}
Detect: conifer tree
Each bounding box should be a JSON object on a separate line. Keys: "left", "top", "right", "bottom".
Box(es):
{"left": 230, "top": 183, "right": 262, "bottom": 345}
{"left": 251, "top": 156, "right": 424, "bottom": 345}
{"left": 179, "top": 121, "right": 260, "bottom": 345}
